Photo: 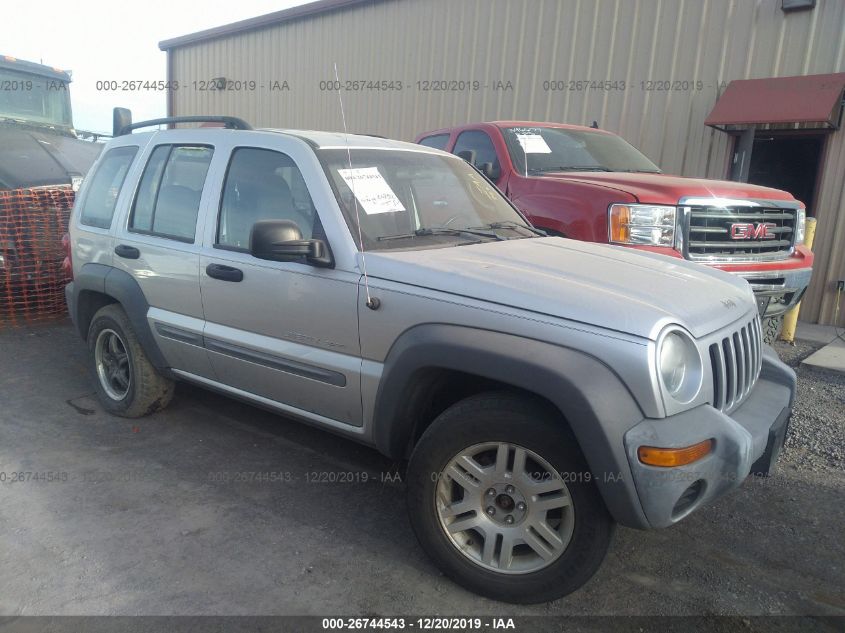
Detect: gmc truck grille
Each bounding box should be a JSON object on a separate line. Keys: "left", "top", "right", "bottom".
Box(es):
{"left": 685, "top": 206, "right": 796, "bottom": 261}
{"left": 708, "top": 316, "right": 763, "bottom": 412}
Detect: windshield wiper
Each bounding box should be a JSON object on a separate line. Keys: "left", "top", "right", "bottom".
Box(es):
{"left": 417, "top": 227, "right": 506, "bottom": 241}
{"left": 616, "top": 169, "right": 662, "bottom": 174}
{"left": 377, "top": 227, "right": 505, "bottom": 242}
{"left": 470, "top": 221, "right": 546, "bottom": 237}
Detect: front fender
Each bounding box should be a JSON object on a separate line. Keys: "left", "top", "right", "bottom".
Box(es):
{"left": 372, "top": 324, "right": 651, "bottom": 528}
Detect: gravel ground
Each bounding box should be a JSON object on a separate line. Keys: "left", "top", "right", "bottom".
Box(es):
{"left": 771, "top": 339, "right": 845, "bottom": 471}
{"left": 0, "top": 321, "right": 843, "bottom": 626}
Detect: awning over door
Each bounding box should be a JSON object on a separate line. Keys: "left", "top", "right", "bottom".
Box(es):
{"left": 705, "top": 73, "right": 845, "bottom": 130}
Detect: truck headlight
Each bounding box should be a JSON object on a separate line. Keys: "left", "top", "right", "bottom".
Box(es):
{"left": 656, "top": 327, "right": 702, "bottom": 404}
{"left": 609, "top": 204, "right": 676, "bottom": 247}
{"left": 794, "top": 208, "right": 806, "bottom": 245}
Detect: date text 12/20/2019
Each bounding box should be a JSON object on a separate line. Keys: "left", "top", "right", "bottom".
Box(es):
{"left": 321, "top": 617, "right": 516, "bottom": 630}
{"left": 94, "top": 80, "right": 291, "bottom": 92}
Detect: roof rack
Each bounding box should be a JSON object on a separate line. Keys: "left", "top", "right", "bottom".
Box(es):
{"left": 112, "top": 108, "right": 252, "bottom": 136}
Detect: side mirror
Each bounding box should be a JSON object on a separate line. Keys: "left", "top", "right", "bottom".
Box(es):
{"left": 479, "top": 162, "right": 501, "bottom": 181}
{"left": 113, "top": 107, "right": 132, "bottom": 136}
{"left": 249, "top": 219, "right": 332, "bottom": 268}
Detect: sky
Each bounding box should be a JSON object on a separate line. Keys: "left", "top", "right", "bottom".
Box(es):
{"left": 5, "top": 0, "right": 307, "bottom": 134}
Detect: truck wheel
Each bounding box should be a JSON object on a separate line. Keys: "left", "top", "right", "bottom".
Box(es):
{"left": 87, "top": 304, "right": 174, "bottom": 418}
{"left": 406, "top": 392, "right": 613, "bottom": 603}
{"left": 762, "top": 314, "right": 783, "bottom": 344}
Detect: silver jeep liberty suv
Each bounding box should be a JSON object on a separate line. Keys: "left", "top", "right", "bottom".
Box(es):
{"left": 65, "top": 111, "right": 796, "bottom": 604}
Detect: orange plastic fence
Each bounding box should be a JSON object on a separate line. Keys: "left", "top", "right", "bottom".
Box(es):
{"left": 0, "top": 186, "right": 75, "bottom": 326}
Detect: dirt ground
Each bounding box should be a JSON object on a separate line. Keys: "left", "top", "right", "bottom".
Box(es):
{"left": 0, "top": 321, "right": 843, "bottom": 625}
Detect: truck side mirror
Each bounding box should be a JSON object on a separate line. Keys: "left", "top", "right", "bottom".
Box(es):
{"left": 250, "top": 219, "right": 332, "bottom": 268}
{"left": 113, "top": 107, "right": 132, "bottom": 136}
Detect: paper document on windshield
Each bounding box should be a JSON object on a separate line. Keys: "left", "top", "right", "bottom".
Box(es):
{"left": 515, "top": 133, "right": 552, "bottom": 154}
{"left": 338, "top": 167, "right": 406, "bottom": 215}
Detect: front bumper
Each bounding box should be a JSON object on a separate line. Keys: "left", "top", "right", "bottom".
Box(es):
{"left": 711, "top": 246, "right": 814, "bottom": 318}
{"left": 623, "top": 345, "right": 796, "bottom": 528}
{"left": 730, "top": 267, "right": 812, "bottom": 318}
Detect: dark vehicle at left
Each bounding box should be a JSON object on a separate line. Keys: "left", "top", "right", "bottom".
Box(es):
{"left": 0, "top": 55, "right": 101, "bottom": 322}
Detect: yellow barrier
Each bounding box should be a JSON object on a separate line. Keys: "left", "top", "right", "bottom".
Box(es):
{"left": 780, "top": 217, "right": 817, "bottom": 343}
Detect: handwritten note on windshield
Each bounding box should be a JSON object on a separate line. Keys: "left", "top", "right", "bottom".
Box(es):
{"left": 338, "top": 167, "right": 406, "bottom": 215}
{"left": 515, "top": 133, "right": 552, "bottom": 154}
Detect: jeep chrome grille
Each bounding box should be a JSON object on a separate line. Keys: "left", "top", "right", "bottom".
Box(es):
{"left": 709, "top": 316, "right": 763, "bottom": 412}
{"left": 685, "top": 206, "right": 796, "bottom": 261}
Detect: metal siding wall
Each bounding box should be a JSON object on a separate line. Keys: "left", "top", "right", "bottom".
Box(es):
{"left": 169, "top": 0, "right": 845, "bottom": 324}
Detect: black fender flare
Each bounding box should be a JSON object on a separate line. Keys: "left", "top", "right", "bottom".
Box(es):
{"left": 371, "top": 324, "right": 650, "bottom": 528}
{"left": 67, "top": 263, "right": 169, "bottom": 372}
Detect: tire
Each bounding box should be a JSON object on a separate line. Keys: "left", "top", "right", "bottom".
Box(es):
{"left": 762, "top": 314, "right": 783, "bottom": 345}
{"left": 87, "top": 304, "right": 174, "bottom": 417}
{"left": 406, "top": 392, "right": 614, "bottom": 603}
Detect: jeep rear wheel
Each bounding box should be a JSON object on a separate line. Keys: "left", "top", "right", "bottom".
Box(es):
{"left": 88, "top": 304, "right": 174, "bottom": 418}
{"left": 406, "top": 393, "right": 613, "bottom": 603}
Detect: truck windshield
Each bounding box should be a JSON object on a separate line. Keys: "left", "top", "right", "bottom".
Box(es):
{"left": 0, "top": 68, "right": 72, "bottom": 128}
{"left": 318, "top": 148, "right": 536, "bottom": 251}
{"left": 501, "top": 126, "right": 660, "bottom": 175}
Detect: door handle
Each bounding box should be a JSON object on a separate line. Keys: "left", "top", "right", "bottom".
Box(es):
{"left": 114, "top": 244, "right": 140, "bottom": 259}
{"left": 206, "top": 263, "right": 244, "bottom": 282}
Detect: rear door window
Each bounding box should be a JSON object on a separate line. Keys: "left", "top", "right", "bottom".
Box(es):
{"left": 418, "top": 134, "right": 450, "bottom": 150}
{"left": 129, "top": 145, "right": 213, "bottom": 242}
{"left": 79, "top": 146, "right": 138, "bottom": 229}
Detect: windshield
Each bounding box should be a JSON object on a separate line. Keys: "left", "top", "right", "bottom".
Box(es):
{"left": 501, "top": 126, "right": 660, "bottom": 175}
{"left": 0, "top": 68, "right": 72, "bottom": 127}
{"left": 318, "top": 148, "right": 536, "bottom": 251}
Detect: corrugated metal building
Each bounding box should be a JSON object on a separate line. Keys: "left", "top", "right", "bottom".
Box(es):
{"left": 160, "top": 0, "right": 845, "bottom": 326}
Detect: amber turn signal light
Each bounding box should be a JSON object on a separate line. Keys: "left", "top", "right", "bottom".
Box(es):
{"left": 638, "top": 439, "right": 714, "bottom": 467}
{"left": 608, "top": 204, "right": 631, "bottom": 242}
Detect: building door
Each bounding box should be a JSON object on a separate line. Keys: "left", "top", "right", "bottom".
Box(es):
{"left": 746, "top": 134, "right": 825, "bottom": 216}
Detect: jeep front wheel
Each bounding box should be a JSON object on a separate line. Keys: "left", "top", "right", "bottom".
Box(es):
{"left": 406, "top": 393, "right": 613, "bottom": 603}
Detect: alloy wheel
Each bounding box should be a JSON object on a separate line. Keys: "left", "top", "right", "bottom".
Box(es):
{"left": 435, "top": 441, "right": 575, "bottom": 574}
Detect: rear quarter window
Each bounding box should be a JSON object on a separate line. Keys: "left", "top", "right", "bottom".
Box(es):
{"left": 79, "top": 146, "right": 139, "bottom": 229}
{"left": 417, "top": 134, "right": 450, "bottom": 150}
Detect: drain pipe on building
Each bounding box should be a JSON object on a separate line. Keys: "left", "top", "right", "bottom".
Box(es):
{"left": 781, "top": 217, "right": 818, "bottom": 344}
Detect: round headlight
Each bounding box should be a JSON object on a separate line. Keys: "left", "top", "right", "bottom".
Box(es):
{"left": 657, "top": 329, "right": 702, "bottom": 403}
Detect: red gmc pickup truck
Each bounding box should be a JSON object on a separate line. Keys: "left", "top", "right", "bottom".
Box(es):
{"left": 415, "top": 122, "right": 813, "bottom": 341}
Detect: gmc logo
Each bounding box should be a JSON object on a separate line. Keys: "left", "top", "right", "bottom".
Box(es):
{"left": 730, "top": 222, "right": 777, "bottom": 240}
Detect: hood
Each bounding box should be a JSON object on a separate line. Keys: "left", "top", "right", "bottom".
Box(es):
{"left": 365, "top": 237, "right": 754, "bottom": 340}
{"left": 537, "top": 172, "right": 797, "bottom": 206}
{"left": 0, "top": 125, "right": 102, "bottom": 189}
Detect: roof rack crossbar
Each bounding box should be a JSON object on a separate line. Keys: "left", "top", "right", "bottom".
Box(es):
{"left": 116, "top": 116, "right": 252, "bottom": 136}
